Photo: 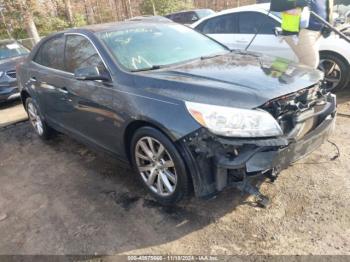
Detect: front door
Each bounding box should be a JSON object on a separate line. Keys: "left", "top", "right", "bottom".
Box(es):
{"left": 59, "top": 34, "right": 119, "bottom": 153}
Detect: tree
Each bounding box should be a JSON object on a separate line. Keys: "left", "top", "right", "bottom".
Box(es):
{"left": 84, "top": 0, "right": 95, "bottom": 24}
{"left": 64, "top": 0, "right": 74, "bottom": 25}
{"left": 1, "top": 0, "right": 40, "bottom": 43}
{"left": 140, "top": 0, "right": 194, "bottom": 16}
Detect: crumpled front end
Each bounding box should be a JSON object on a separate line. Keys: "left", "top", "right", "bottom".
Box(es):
{"left": 179, "top": 86, "right": 337, "bottom": 198}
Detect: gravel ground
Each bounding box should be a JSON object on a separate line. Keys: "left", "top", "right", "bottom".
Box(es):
{"left": 0, "top": 95, "right": 349, "bottom": 256}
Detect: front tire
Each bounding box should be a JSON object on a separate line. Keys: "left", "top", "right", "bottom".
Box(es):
{"left": 25, "top": 98, "right": 52, "bottom": 140}
{"left": 319, "top": 53, "right": 349, "bottom": 92}
{"left": 130, "top": 127, "right": 191, "bottom": 205}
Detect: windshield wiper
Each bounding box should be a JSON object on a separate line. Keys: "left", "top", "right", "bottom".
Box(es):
{"left": 200, "top": 53, "right": 224, "bottom": 60}
{"left": 131, "top": 65, "right": 162, "bottom": 72}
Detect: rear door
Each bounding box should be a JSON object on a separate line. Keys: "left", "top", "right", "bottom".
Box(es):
{"left": 199, "top": 14, "right": 240, "bottom": 47}
{"left": 30, "top": 34, "right": 73, "bottom": 121}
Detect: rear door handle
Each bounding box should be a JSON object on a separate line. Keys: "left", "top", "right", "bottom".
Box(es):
{"left": 58, "top": 87, "right": 69, "bottom": 94}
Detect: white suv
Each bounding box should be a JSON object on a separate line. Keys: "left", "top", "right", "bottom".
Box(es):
{"left": 192, "top": 3, "right": 350, "bottom": 91}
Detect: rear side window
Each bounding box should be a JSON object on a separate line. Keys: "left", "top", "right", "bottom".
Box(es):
{"left": 198, "top": 14, "right": 238, "bottom": 34}
{"left": 64, "top": 35, "right": 107, "bottom": 74}
{"left": 239, "top": 12, "right": 279, "bottom": 34}
{"left": 34, "top": 35, "right": 65, "bottom": 70}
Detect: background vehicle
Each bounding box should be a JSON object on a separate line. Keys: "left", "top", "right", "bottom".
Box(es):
{"left": 165, "top": 9, "right": 215, "bottom": 25}
{"left": 0, "top": 40, "right": 29, "bottom": 103}
{"left": 17, "top": 22, "right": 336, "bottom": 205}
{"left": 192, "top": 4, "right": 350, "bottom": 92}
{"left": 128, "top": 15, "right": 173, "bottom": 22}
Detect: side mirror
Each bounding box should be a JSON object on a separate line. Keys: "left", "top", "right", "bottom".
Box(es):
{"left": 274, "top": 27, "right": 283, "bottom": 37}
{"left": 74, "top": 66, "right": 110, "bottom": 82}
{"left": 191, "top": 16, "right": 198, "bottom": 22}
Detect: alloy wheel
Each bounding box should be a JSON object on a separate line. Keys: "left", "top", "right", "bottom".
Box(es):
{"left": 27, "top": 102, "right": 44, "bottom": 136}
{"left": 318, "top": 59, "right": 342, "bottom": 90}
{"left": 135, "top": 137, "right": 177, "bottom": 197}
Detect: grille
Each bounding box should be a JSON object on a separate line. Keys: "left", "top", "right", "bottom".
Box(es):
{"left": 6, "top": 70, "right": 16, "bottom": 79}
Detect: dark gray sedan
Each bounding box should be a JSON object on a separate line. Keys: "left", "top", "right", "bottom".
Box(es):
{"left": 0, "top": 40, "right": 29, "bottom": 103}
{"left": 17, "top": 21, "right": 336, "bottom": 205}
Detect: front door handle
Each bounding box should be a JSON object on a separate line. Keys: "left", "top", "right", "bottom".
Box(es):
{"left": 58, "top": 87, "right": 69, "bottom": 94}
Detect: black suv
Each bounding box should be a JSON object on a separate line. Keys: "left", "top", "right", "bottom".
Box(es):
{"left": 165, "top": 9, "right": 214, "bottom": 25}
{"left": 0, "top": 40, "right": 29, "bottom": 103}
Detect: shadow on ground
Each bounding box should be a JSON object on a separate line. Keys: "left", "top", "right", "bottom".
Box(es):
{"left": 0, "top": 122, "right": 262, "bottom": 255}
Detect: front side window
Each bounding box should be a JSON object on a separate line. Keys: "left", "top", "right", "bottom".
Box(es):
{"left": 0, "top": 42, "right": 29, "bottom": 61}
{"left": 200, "top": 14, "right": 238, "bottom": 34}
{"left": 97, "top": 24, "right": 228, "bottom": 71}
{"left": 239, "top": 12, "right": 279, "bottom": 34}
{"left": 172, "top": 13, "right": 184, "bottom": 23}
{"left": 34, "top": 36, "right": 65, "bottom": 70}
{"left": 65, "top": 35, "right": 107, "bottom": 74}
{"left": 183, "top": 12, "right": 199, "bottom": 24}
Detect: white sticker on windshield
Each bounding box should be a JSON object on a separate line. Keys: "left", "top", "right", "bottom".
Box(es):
{"left": 6, "top": 43, "right": 20, "bottom": 50}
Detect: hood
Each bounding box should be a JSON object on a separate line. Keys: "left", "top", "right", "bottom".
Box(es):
{"left": 0, "top": 56, "right": 26, "bottom": 72}
{"left": 133, "top": 52, "right": 323, "bottom": 109}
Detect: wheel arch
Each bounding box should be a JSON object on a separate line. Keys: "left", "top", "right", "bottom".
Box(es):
{"left": 123, "top": 119, "right": 195, "bottom": 194}
{"left": 319, "top": 50, "right": 350, "bottom": 90}
{"left": 20, "top": 90, "right": 31, "bottom": 108}
{"left": 123, "top": 119, "right": 178, "bottom": 163}
{"left": 319, "top": 50, "right": 350, "bottom": 67}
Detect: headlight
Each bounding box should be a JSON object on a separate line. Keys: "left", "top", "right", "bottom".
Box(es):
{"left": 0, "top": 71, "right": 3, "bottom": 78}
{"left": 185, "top": 101, "right": 283, "bottom": 138}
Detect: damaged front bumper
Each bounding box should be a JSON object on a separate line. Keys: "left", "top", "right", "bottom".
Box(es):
{"left": 179, "top": 94, "right": 337, "bottom": 198}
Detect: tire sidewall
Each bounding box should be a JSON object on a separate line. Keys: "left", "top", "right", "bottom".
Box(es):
{"left": 130, "top": 127, "right": 190, "bottom": 205}
{"left": 25, "top": 98, "right": 50, "bottom": 139}
{"left": 320, "top": 53, "right": 349, "bottom": 92}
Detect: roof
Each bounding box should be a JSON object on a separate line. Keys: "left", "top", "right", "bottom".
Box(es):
{"left": 215, "top": 3, "right": 269, "bottom": 15}
{"left": 191, "top": 3, "right": 271, "bottom": 28}
{"left": 166, "top": 9, "right": 214, "bottom": 16}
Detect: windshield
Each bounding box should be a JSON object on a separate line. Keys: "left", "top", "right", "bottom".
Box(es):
{"left": 97, "top": 23, "right": 228, "bottom": 71}
{"left": 0, "top": 42, "right": 29, "bottom": 60}
{"left": 196, "top": 9, "right": 215, "bottom": 19}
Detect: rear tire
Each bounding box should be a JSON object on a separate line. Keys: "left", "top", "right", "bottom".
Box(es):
{"left": 25, "top": 98, "right": 52, "bottom": 140}
{"left": 130, "top": 127, "right": 191, "bottom": 205}
{"left": 319, "top": 53, "right": 349, "bottom": 92}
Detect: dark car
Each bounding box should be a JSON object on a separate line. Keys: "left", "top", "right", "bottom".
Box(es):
{"left": 0, "top": 40, "right": 30, "bottom": 103}
{"left": 165, "top": 9, "right": 215, "bottom": 25}
{"left": 128, "top": 15, "right": 173, "bottom": 23}
{"left": 17, "top": 22, "right": 336, "bottom": 205}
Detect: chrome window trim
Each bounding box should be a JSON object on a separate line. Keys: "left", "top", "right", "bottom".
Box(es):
{"left": 64, "top": 32, "right": 112, "bottom": 78}
{"left": 31, "top": 32, "right": 113, "bottom": 80}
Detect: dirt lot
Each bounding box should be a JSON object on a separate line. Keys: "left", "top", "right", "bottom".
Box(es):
{"left": 0, "top": 93, "right": 349, "bottom": 256}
